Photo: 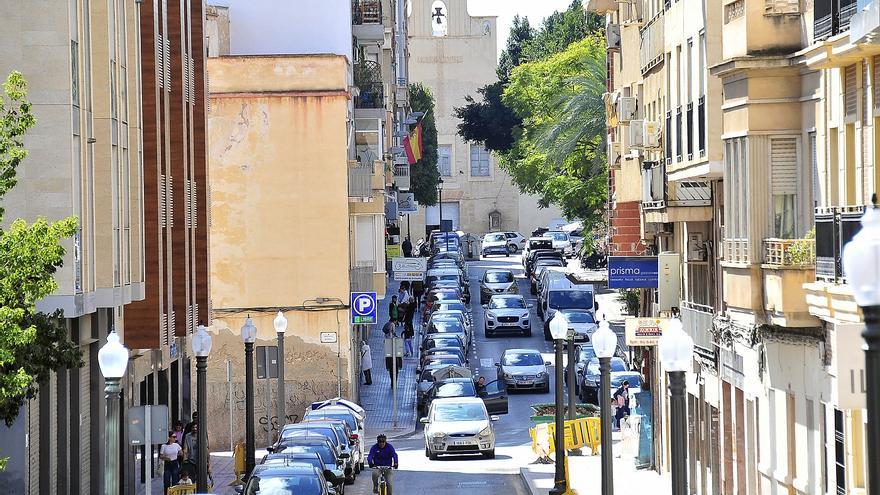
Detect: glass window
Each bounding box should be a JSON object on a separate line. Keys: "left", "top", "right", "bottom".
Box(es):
{"left": 502, "top": 352, "right": 543, "bottom": 366}
{"left": 433, "top": 403, "right": 487, "bottom": 422}
{"left": 484, "top": 233, "right": 505, "bottom": 242}
{"left": 563, "top": 312, "right": 595, "bottom": 323}
{"left": 470, "top": 146, "right": 490, "bottom": 176}
{"left": 484, "top": 271, "right": 514, "bottom": 283}
{"left": 71, "top": 41, "right": 79, "bottom": 106}
{"left": 548, "top": 290, "right": 594, "bottom": 310}
{"left": 435, "top": 382, "right": 475, "bottom": 398}
{"left": 488, "top": 297, "right": 525, "bottom": 309}
{"left": 244, "top": 474, "right": 323, "bottom": 495}
{"left": 438, "top": 145, "right": 452, "bottom": 176}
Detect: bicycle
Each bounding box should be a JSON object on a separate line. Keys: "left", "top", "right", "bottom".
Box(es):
{"left": 373, "top": 466, "right": 393, "bottom": 495}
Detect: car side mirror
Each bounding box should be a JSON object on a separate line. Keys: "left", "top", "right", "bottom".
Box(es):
{"left": 494, "top": 362, "right": 500, "bottom": 367}
{"left": 481, "top": 304, "right": 488, "bottom": 309}
{"left": 235, "top": 486, "right": 244, "bottom": 494}
{"left": 545, "top": 361, "right": 552, "bottom": 366}
{"left": 339, "top": 452, "right": 351, "bottom": 459}
{"left": 490, "top": 415, "right": 500, "bottom": 421}
{"left": 266, "top": 446, "right": 275, "bottom": 453}
{"left": 420, "top": 417, "right": 430, "bottom": 424}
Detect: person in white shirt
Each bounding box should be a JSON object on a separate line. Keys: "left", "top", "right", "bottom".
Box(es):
{"left": 159, "top": 431, "right": 183, "bottom": 492}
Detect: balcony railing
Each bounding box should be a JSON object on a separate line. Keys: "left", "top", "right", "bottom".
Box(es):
{"left": 352, "top": 0, "right": 381, "bottom": 24}
{"left": 639, "top": 13, "right": 664, "bottom": 75}
{"left": 763, "top": 238, "right": 816, "bottom": 267}
{"left": 815, "top": 0, "right": 859, "bottom": 39}
{"left": 394, "top": 162, "right": 411, "bottom": 191}
{"left": 350, "top": 263, "right": 375, "bottom": 293}
{"left": 354, "top": 61, "right": 384, "bottom": 109}
{"left": 815, "top": 205, "right": 866, "bottom": 282}
{"left": 349, "top": 163, "right": 375, "bottom": 198}
{"left": 724, "top": 238, "right": 750, "bottom": 264}
{"left": 684, "top": 262, "right": 713, "bottom": 309}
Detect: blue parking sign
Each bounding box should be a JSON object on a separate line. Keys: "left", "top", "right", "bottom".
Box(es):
{"left": 350, "top": 292, "right": 378, "bottom": 325}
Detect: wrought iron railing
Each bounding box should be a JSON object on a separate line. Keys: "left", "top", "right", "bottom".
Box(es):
{"left": 763, "top": 238, "right": 816, "bottom": 267}
{"left": 815, "top": 205, "right": 866, "bottom": 282}
{"left": 724, "top": 238, "right": 750, "bottom": 264}
{"left": 684, "top": 262, "right": 712, "bottom": 308}
{"left": 352, "top": 0, "right": 381, "bottom": 24}
{"left": 354, "top": 61, "right": 384, "bottom": 109}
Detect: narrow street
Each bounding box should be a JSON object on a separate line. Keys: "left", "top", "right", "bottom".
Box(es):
{"left": 350, "top": 254, "right": 630, "bottom": 495}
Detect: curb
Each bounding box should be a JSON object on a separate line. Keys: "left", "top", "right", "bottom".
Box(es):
{"left": 518, "top": 466, "right": 546, "bottom": 495}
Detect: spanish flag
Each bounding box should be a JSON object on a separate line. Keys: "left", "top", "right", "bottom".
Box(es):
{"left": 403, "top": 122, "right": 423, "bottom": 165}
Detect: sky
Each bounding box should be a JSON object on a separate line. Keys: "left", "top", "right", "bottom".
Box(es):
{"left": 467, "top": 0, "right": 577, "bottom": 58}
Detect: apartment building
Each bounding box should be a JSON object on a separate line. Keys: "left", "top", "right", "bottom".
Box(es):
{"left": 590, "top": 0, "right": 873, "bottom": 492}
{"left": 0, "top": 0, "right": 146, "bottom": 492}
{"left": 203, "top": 0, "right": 403, "bottom": 448}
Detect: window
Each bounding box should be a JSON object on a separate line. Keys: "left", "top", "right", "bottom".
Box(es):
{"left": 71, "top": 41, "right": 79, "bottom": 106}
{"left": 438, "top": 145, "right": 452, "bottom": 176}
{"left": 770, "top": 137, "right": 798, "bottom": 238}
{"left": 470, "top": 146, "right": 490, "bottom": 177}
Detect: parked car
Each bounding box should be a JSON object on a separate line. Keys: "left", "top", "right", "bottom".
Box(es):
{"left": 579, "top": 357, "right": 628, "bottom": 403}
{"left": 266, "top": 436, "right": 352, "bottom": 486}
{"left": 565, "top": 343, "right": 628, "bottom": 393}
{"left": 525, "top": 250, "right": 564, "bottom": 277}
{"left": 481, "top": 232, "right": 514, "bottom": 257}
{"left": 421, "top": 397, "right": 500, "bottom": 459}
{"left": 483, "top": 295, "right": 532, "bottom": 337}
{"left": 420, "top": 347, "right": 468, "bottom": 368}
{"left": 420, "top": 334, "right": 466, "bottom": 354}
{"left": 273, "top": 425, "right": 356, "bottom": 483}
{"left": 419, "top": 376, "right": 509, "bottom": 417}
{"left": 495, "top": 349, "right": 550, "bottom": 393}
{"left": 557, "top": 309, "right": 598, "bottom": 345}
{"left": 536, "top": 267, "right": 567, "bottom": 300}
{"left": 425, "top": 315, "right": 470, "bottom": 347}
{"left": 431, "top": 301, "right": 472, "bottom": 326}
{"left": 542, "top": 231, "right": 572, "bottom": 256}
{"left": 522, "top": 238, "right": 554, "bottom": 268}
{"left": 260, "top": 452, "right": 345, "bottom": 494}
{"left": 425, "top": 309, "right": 471, "bottom": 334}
{"left": 530, "top": 259, "right": 565, "bottom": 294}
{"left": 502, "top": 231, "right": 527, "bottom": 251}
{"left": 238, "top": 463, "right": 335, "bottom": 495}
{"left": 302, "top": 406, "right": 365, "bottom": 472}
{"left": 297, "top": 419, "right": 362, "bottom": 475}
{"left": 479, "top": 269, "right": 517, "bottom": 304}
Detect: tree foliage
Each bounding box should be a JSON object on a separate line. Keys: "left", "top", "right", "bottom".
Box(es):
{"left": 0, "top": 72, "right": 81, "bottom": 433}
{"left": 521, "top": 1, "right": 604, "bottom": 62}
{"left": 408, "top": 83, "right": 440, "bottom": 206}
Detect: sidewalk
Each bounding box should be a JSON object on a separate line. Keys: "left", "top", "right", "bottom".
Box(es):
{"left": 134, "top": 452, "right": 240, "bottom": 495}
{"left": 359, "top": 282, "right": 420, "bottom": 439}
{"left": 520, "top": 431, "right": 671, "bottom": 494}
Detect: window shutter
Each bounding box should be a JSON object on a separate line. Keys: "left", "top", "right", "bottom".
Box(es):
{"left": 863, "top": 62, "right": 869, "bottom": 126}
{"left": 161, "top": 313, "right": 169, "bottom": 346}
{"left": 874, "top": 56, "right": 880, "bottom": 111}
{"left": 190, "top": 56, "right": 195, "bottom": 105}
{"left": 771, "top": 137, "right": 798, "bottom": 195}
{"left": 169, "top": 310, "right": 176, "bottom": 339}
{"left": 810, "top": 132, "right": 819, "bottom": 208}
{"left": 159, "top": 174, "right": 167, "bottom": 228}
{"left": 166, "top": 175, "right": 174, "bottom": 228}
{"left": 157, "top": 34, "right": 164, "bottom": 88}
{"left": 190, "top": 180, "right": 197, "bottom": 230}
{"left": 164, "top": 37, "right": 171, "bottom": 90}
{"left": 845, "top": 64, "right": 857, "bottom": 118}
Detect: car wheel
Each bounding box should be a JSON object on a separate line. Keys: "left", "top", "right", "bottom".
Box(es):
{"left": 425, "top": 445, "right": 430, "bottom": 458}
{"left": 482, "top": 449, "right": 496, "bottom": 459}
{"left": 524, "top": 328, "right": 532, "bottom": 337}
{"left": 429, "top": 450, "right": 439, "bottom": 460}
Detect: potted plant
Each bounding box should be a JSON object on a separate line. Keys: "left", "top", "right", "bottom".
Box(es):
{"left": 529, "top": 403, "right": 599, "bottom": 424}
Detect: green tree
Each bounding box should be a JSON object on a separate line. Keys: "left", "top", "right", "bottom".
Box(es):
{"left": 408, "top": 83, "right": 440, "bottom": 206}
{"left": 497, "top": 15, "right": 535, "bottom": 82}
{"left": 0, "top": 72, "right": 81, "bottom": 441}
{"left": 521, "top": 0, "right": 603, "bottom": 62}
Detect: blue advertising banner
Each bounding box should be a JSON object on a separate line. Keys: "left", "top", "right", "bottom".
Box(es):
{"left": 607, "top": 256, "right": 659, "bottom": 288}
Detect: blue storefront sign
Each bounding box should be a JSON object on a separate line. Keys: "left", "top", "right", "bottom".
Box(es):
{"left": 351, "top": 292, "right": 378, "bottom": 325}
{"left": 607, "top": 256, "right": 659, "bottom": 289}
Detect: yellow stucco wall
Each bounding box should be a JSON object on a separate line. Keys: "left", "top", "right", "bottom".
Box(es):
{"left": 206, "top": 55, "right": 356, "bottom": 447}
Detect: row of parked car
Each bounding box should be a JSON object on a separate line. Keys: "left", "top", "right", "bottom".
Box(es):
{"left": 234, "top": 399, "right": 366, "bottom": 495}
{"left": 480, "top": 230, "right": 583, "bottom": 258}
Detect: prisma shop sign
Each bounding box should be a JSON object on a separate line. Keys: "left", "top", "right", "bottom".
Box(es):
{"left": 607, "top": 256, "right": 659, "bottom": 289}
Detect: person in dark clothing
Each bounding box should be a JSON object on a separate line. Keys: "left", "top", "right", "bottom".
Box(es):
{"left": 182, "top": 411, "right": 198, "bottom": 440}
{"left": 382, "top": 319, "right": 397, "bottom": 337}
{"left": 411, "top": 280, "right": 424, "bottom": 306}
{"left": 368, "top": 434, "right": 398, "bottom": 494}
{"left": 474, "top": 376, "right": 487, "bottom": 397}
{"left": 613, "top": 380, "right": 631, "bottom": 428}
{"left": 402, "top": 237, "right": 413, "bottom": 258}
{"left": 389, "top": 295, "right": 399, "bottom": 324}
{"left": 385, "top": 355, "right": 403, "bottom": 387}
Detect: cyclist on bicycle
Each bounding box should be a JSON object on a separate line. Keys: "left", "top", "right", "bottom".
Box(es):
{"left": 367, "top": 434, "right": 398, "bottom": 494}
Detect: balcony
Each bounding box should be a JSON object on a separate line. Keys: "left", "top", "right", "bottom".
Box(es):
{"left": 393, "top": 161, "right": 411, "bottom": 191}
{"left": 683, "top": 262, "right": 713, "bottom": 311}
{"left": 642, "top": 161, "right": 712, "bottom": 221}
{"left": 350, "top": 263, "right": 375, "bottom": 293}
{"left": 639, "top": 13, "right": 664, "bottom": 75}
{"left": 762, "top": 238, "right": 819, "bottom": 327}
{"left": 815, "top": 205, "right": 865, "bottom": 282}
{"left": 815, "top": 0, "right": 859, "bottom": 40}
{"left": 352, "top": 0, "right": 384, "bottom": 41}
{"left": 724, "top": 238, "right": 750, "bottom": 264}
{"left": 585, "top": 0, "right": 617, "bottom": 12}
{"left": 354, "top": 61, "right": 384, "bottom": 109}
{"left": 349, "top": 162, "right": 376, "bottom": 199}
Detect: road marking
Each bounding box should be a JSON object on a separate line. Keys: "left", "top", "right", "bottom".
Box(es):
{"left": 480, "top": 358, "right": 495, "bottom": 368}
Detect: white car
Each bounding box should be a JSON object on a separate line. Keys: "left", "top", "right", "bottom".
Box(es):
{"left": 422, "top": 397, "right": 499, "bottom": 459}
{"left": 481, "top": 232, "right": 514, "bottom": 257}
{"left": 542, "top": 231, "right": 572, "bottom": 256}
{"left": 502, "top": 231, "right": 527, "bottom": 251}
{"left": 557, "top": 309, "right": 598, "bottom": 345}
{"left": 479, "top": 269, "right": 518, "bottom": 304}
{"left": 483, "top": 295, "right": 532, "bottom": 337}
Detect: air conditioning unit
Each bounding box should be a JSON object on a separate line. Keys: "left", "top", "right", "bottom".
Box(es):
{"left": 617, "top": 97, "right": 637, "bottom": 122}
{"left": 606, "top": 23, "right": 621, "bottom": 51}
{"left": 629, "top": 119, "right": 645, "bottom": 148}
{"left": 643, "top": 120, "right": 662, "bottom": 149}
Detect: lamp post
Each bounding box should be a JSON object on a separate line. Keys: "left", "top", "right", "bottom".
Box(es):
{"left": 592, "top": 317, "right": 618, "bottom": 495}
{"left": 548, "top": 311, "right": 570, "bottom": 495}
{"left": 658, "top": 318, "right": 694, "bottom": 495}
{"left": 192, "top": 323, "right": 213, "bottom": 492}
{"left": 274, "top": 311, "right": 288, "bottom": 434}
{"left": 842, "top": 197, "right": 880, "bottom": 490}
{"left": 98, "top": 330, "right": 129, "bottom": 495}
{"left": 241, "top": 316, "right": 257, "bottom": 477}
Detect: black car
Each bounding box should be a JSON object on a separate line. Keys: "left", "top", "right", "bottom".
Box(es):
{"left": 420, "top": 334, "right": 466, "bottom": 354}
{"left": 525, "top": 250, "right": 564, "bottom": 276}
{"left": 268, "top": 432, "right": 354, "bottom": 483}
{"left": 578, "top": 356, "right": 628, "bottom": 403}
{"left": 418, "top": 377, "right": 509, "bottom": 417}
{"left": 238, "top": 463, "right": 332, "bottom": 495}
{"left": 261, "top": 452, "right": 345, "bottom": 493}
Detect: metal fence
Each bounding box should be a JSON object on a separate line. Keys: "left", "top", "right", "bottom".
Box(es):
{"left": 352, "top": 0, "right": 381, "bottom": 24}
{"left": 348, "top": 164, "right": 374, "bottom": 198}
{"left": 349, "top": 263, "right": 374, "bottom": 293}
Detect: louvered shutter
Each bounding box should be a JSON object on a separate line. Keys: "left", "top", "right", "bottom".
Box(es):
{"left": 189, "top": 56, "right": 195, "bottom": 104}
{"left": 157, "top": 33, "right": 164, "bottom": 88}
{"left": 771, "top": 137, "right": 798, "bottom": 195}
{"left": 863, "top": 62, "right": 869, "bottom": 126}
{"left": 190, "top": 180, "right": 197, "bottom": 230}
{"left": 166, "top": 175, "right": 174, "bottom": 228}
{"left": 810, "top": 132, "right": 819, "bottom": 208}
{"left": 164, "top": 37, "right": 171, "bottom": 90}
{"left": 845, "top": 64, "right": 857, "bottom": 118}
{"left": 169, "top": 310, "right": 176, "bottom": 339}
{"left": 162, "top": 313, "right": 169, "bottom": 346}
{"left": 159, "top": 174, "right": 167, "bottom": 228}
{"left": 874, "top": 56, "right": 880, "bottom": 112}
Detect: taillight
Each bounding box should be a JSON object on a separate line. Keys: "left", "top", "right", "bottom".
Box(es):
{"left": 350, "top": 433, "right": 359, "bottom": 439}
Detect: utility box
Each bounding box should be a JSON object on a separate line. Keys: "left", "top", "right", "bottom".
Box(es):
{"left": 657, "top": 252, "right": 681, "bottom": 312}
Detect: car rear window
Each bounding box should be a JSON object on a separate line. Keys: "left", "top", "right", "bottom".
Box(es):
{"left": 502, "top": 352, "right": 544, "bottom": 366}
{"left": 548, "top": 290, "right": 594, "bottom": 310}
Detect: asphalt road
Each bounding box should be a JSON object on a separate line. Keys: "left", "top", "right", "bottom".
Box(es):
{"left": 349, "top": 254, "right": 618, "bottom": 495}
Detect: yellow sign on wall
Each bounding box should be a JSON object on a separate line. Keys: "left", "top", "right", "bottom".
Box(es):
{"left": 385, "top": 244, "right": 401, "bottom": 258}
{"left": 624, "top": 317, "right": 669, "bottom": 346}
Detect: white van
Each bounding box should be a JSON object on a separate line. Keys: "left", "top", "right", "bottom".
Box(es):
{"left": 539, "top": 281, "right": 595, "bottom": 324}
{"left": 537, "top": 268, "right": 568, "bottom": 301}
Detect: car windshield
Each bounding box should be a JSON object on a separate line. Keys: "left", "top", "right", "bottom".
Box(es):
{"left": 431, "top": 319, "right": 464, "bottom": 331}
{"left": 435, "top": 382, "right": 476, "bottom": 398}
{"left": 489, "top": 297, "right": 526, "bottom": 309}
{"left": 426, "top": 337, "right": 463, "bottom": 348}
{"left": 545, "top": 232, "right": 567, "bottom": 241}
{"left": 586, "top": 358, "right": 627, "bottom": 375}
{"left": 264, "top": 456, "right": 322, "bottom": 469}
{"left": 563, "top": 312, "right": 595, "bottom": 323}
{"left": 245, "top": 474, "right": 323, "bottom": 495}
{"left": 578, "top": 346, "right": 597, "bottom": 362}
{"left": 485, "top": 233, "right": 505, "bottom": 242}
{"left": 529, "top": 240, "right": 553, "bottom": 249}
{"left": 485, "top": 271, "right": 513, "bottom": 283}
{"left": 611, "top": 375, "right": 643, "bottom": 389}
{"left": 431, "top": 291, "right": 460, "bottom": 301}
{"left": 433, "top": 403, "right": 487, "bottom": 422}
{"left": 436, "top": 303, "right": 467, "bottom": 313}
{"left": 425, "top": 357, "right": 461, "bottom": 366}
{"left": 548, "top": 290, "right": 594, "bottom": 310}
{"left": 281, "top": 428, "right": 339, "bottom": 445}
{"left": 536, "top": 260, "right": 564, "bottom": 267}
{"left": 502, "top": 352, "right": 544, "bottom": 366}
{"left": 305, "top": 411, "right": 356, "bottom": 431}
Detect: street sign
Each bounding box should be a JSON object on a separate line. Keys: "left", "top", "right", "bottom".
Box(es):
{"left": 608, "top": 256, "right": 659, "bottom": 288}
{"left": 397, "top": 192, "right": 418, "bottom": 214}
{"left": 392, "top": 257, "right": 427, "bottom": 281}
{"left": 351, "top": 291, "right": 378, "bottom": 325}
{"left": 624, "top": 317, "right": 668, "bottom": 346}
{"left": 256, "top": 346, "right": 278, "bottom": 379}
{"left": 320, "top": 332, "right": 338, "bottom": 344}
{"left": 129, "top": 405, "right": 169, "bottom": 445}
{"left": 385, "top": 244, "right": 401, "bottom": 259}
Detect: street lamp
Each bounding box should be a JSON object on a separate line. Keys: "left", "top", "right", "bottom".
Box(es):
{"left": 192, "top": 323, "right": 213, "bottom": 492}
{"left": 98, "top": 330, "right": 129, "bottom": 495}
{"left": 842, "top": 198, "right": 880, "bottom": 491}
{"left": 274, "top": 311, "right": 288, "bottom": 436}
{"left": 241, "top": 316, "right": 257, "bottom": 478}
{"left": 548, "top": 311, "right": 570, "bottom": 495}
{"left": 658, "top": 318, "right": 694, "bottom": 495}
{"left": 592, "top": 317, "right": 618, "bottom": 495}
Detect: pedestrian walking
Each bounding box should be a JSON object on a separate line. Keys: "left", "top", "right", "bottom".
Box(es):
{"left": 402, "top": 236, "right": 413, "bottom": 258}
{"left": 172, "top": 420, "right": 185, "bottom": 444}
{"left": 385, "top": 354, "right": 403, "bottom": 387}
{"left": 160, "top": 432, "right": 183, "bottom": 493}
{"left": 389, "top": 295, "right": 399, "bottom": 324}
{"left": 182, "top": 422, "right": 211, "bottom": 483}
{"left": 382, "top": 319, "right": 397, "bottom": 338}
{"left": 411, "top": 279, "right": 424, "bottom": 307}
{"left": 361, "top": 341, "right": 373, "bottom": 385}
{"left": 612, "top": 380, "right": 631, "bottom": 428}
{"left": 182, "top": 411, "right": 198, "bottom": 440}
{"left": 403, "top": 322, "right": 414, "bottom": 358}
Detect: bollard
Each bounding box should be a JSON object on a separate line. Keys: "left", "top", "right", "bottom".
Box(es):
{"left": 232, "top": 442, "right": 246, "bottom": 486}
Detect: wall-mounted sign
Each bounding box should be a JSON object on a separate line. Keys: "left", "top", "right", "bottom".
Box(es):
{"left": 397, "top": 192, "right": 418, "bottom": 214}
{"left": 385, "top": 244, "right": 401, "bottom": 259}
{"left": 320, "top": 332, "right": 338, "bottom": 344}
{"left": 350, "top": 292, "right": 378, "bottom": 325}
{"left": 608, "top": 256, "right": 659, "bottom": 289}
{"left": 624, "top": 317, "right": 668, "bottom": 346}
